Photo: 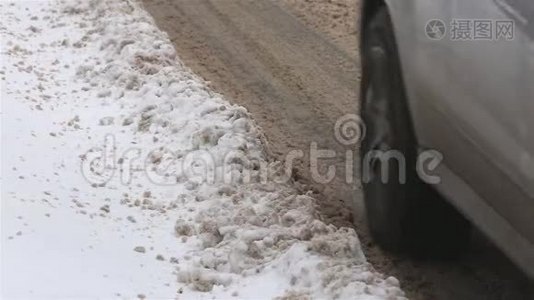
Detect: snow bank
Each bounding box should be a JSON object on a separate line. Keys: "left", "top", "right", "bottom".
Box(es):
{"left": 1, "top": 0, "right": 405, "bottom": 299}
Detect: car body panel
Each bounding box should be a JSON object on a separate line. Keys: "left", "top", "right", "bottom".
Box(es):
{"left": 363, "top": 0, "right": 534, "bottom": 278}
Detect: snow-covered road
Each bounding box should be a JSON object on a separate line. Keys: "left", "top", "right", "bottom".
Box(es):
{"left": 1, "top": 0, "right": 404, "bottom": 298}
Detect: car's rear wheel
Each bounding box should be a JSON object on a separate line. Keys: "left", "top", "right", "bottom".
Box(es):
{"left": 360, "top": 7, "right": 471, "bottom": 258}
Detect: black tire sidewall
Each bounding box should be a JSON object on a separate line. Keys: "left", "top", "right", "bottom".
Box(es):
{"left": 360, "top": 8, "right": 418, "bottom": 252}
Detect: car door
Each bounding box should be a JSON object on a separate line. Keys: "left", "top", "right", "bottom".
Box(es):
{"left": 442, "top": 0, "right": 534, "bottom": 240}
{"left": 386, "top": 0, "right": 534, "bottom": 270}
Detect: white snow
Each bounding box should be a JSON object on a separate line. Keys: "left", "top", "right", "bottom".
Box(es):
{"left": 0, "top": 0, "right": 406, "bottom": 299}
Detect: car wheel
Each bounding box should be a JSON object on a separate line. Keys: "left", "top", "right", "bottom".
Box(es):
{"left": 360, "top": 7, "right": 471, "bottom": 258}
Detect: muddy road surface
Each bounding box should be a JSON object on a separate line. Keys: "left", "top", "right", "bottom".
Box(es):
{"left": 142, "top": 0, "right": 533, "bottom": 299}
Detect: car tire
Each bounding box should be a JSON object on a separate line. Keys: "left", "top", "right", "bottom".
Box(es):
{"left": 360, "top": 7, "right": 471, "bottom": 258}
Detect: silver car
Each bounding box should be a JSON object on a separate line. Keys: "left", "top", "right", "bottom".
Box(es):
{"left": 359, "top": 0, "right": 534, "bottom": 278}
